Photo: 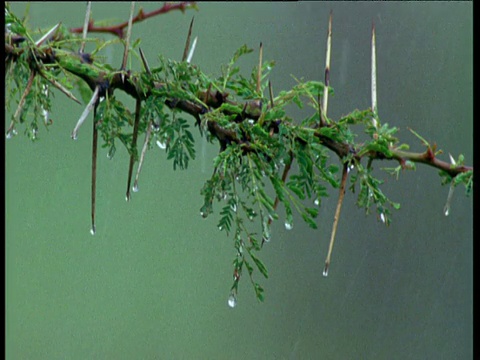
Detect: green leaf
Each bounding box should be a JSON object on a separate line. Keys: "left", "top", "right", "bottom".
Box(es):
{"left": 249, "top": 250, "right": 269, "bottom": 279}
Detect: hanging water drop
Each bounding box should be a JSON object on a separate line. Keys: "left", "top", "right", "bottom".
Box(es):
{"left": 443, "top": 181, "right": 454, "bottom": 217}
{"left": 285, "top": 221, "right": 293, "bottom": 230}
{"left": 156, "top": 139, "right": 167, "bottom": 149}
{"left": 227, "top": 293, "right": 237, "bottom": 308}
{"left": 90, "top": 225, "right": 96, "bottom": 235}
{"left": 5, "top": 129, "right": 17, "bottom": 139}
{"left": 380, "top": 212, "right": 386, "bottom": 223}
{"left": 322, "top": 264, "right": 329, "bottom": 277}
{"left": 314, "top": 198, "right": 320, "bottom": 206}
{"left": 107, "top": 146, "right": 116, "bottom": 160}
{"left": 132, "top": 184, "right": 139, "bottom": 193}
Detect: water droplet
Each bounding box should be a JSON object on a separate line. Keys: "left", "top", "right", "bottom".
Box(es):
{"left": 72, "top": 132, "right": 78, "bottom": 140}
{"left": 42, "top": 108, "right": 49, "bottom": 124}
{"left": 322, "top": 265, "right": 329, "bottom": 277}
{"left": 132, "top": 184, "right": 139, "bottom": 193}
{"left": 314, "top": 198, "right": 320, "bottom": 206}
{"left": 107, "top": 147, "right": 116, "bottom": 159}
{"left": 231, "top": 203, "right": 237, "bottom": 212}
{"left": 156, "top": 139, "right": 167, "bottom": 149}
{"left": 200, "top": 204, "right": 210, "bottom": 218}
{"left": 285, "top": 221, "right": 293, "bottom": 230}
{"left": 227, "top": 293, "right": 237, "bottom": 308}
{"left": 262, "top": 217, "right": 271, "bottom": 242}
{"left": 444, "top": 205, "right": 450, "bottom": 217}
{"left": 380, "top": 212, "right": 386, "bottom": 223}
{"left": 125, "top": 195, "right": 130, "bottom": 202}
{"left": 99, "top": 96, "right": 105, "bottom": 103}
{"left": 90, "top": 225, "right": 96, "bottom": 235}
{"left": 218, "top": 225, "right": 223, "bottom": 231}
{"left": 5, "top": 129, "right": 17, "bottom": 139}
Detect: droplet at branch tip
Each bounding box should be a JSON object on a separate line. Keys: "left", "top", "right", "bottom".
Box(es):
{"left": 90, "top": 225, "right": 96, "bottom": 235}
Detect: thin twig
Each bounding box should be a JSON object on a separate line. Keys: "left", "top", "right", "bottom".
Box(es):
{"left": 182, "top": 17, "right": 195, "bottom": 61}
{"left": 126, "top": 98, "right": 142, "bottom": 201}
{"left": 72, "top": 85, "right": 100, "bottom": 140}
{"left": 70, "top": 2, "right": 197, "bottom": 39}
{"left": 323, "top": 162, "right": 348, "bottom": 277}
{"left": 6, "top": 70, "right": 36, "bottom": 135}
{"left": 39, "top": 71, "right": 81, "bottom": 104}
{"left": 79, "top": 2, "right": 92, "bottom": 53}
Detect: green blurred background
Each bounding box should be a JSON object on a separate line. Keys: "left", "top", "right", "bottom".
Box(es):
{"left": 5, "top": 2, "right": 472, "bottom": 359}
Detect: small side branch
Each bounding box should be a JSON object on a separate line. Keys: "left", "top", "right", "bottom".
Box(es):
{"left": 70, "top": 2, "right": 197, "bottom": 39}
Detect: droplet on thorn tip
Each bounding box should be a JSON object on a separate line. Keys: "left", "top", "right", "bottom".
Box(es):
{"left": 323, "top": 264, "right": 329, "bottom": 277}
{"left": 90, "top": 225, "right": 96, "bottom": 235}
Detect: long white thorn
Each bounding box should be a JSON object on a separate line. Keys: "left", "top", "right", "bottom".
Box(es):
{"left": 322, "top": 11, "right": 332, "bottom": 119}
{"left": 186, "top": 36, "right": 198, "bottom": 64}
{"left": 121, "top": 1, "right": 136, "bottom": 70}
{"left": 35, "top": 22, "right": 61, "bottom": 46}
{"left": 80, "top": 2, "right": 92, "bottom": 53}
{"left": 71, "top": 86, "right": 100, "bottom": 140}
{"left": 371, "top": 21, "right": 378, "bottom": 128}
